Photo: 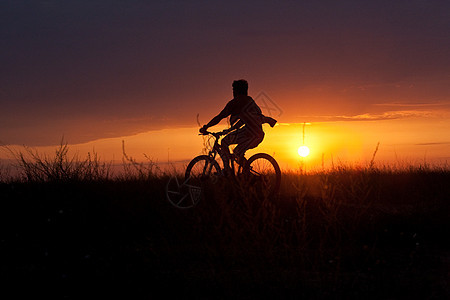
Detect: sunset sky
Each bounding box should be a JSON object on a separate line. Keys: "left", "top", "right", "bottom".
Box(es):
{"left": 1, "top": 0, "right": 449, "bottom": 170}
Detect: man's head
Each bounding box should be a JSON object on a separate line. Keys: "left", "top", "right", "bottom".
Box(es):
{"left": 232, "top": 79, "right": 248, "bottom": 97}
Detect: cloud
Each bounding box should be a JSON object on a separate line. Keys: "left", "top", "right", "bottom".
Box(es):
{"left": 2, "top": 0, "right": 449, "bottom": 147}
{"left": 0, "top": 115, "right": 195, "bottom": 147}
{"left": 298, "top": 109, "right": 449, "bottom": 122}
{"left": 415, "top": 142, "right": 450, "bottom": 146}
{"left": 333, "top": 110, "right": 436, "bottom": 121}
{"left": 373, "top": 101, "right": 450, "bottom": 108}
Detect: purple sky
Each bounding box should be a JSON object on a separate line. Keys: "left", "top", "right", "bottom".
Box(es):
{"left": 1, "top": 0, "right": 449, "bottom": 146}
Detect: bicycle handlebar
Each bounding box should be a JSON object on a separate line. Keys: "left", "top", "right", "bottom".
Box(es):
{"left": 198, "top": 130, "right": 227, "bottom": 137}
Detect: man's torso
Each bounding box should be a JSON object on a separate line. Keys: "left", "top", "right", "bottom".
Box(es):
{"left": 223, "top": 96, "right": 263, "bottom": 134}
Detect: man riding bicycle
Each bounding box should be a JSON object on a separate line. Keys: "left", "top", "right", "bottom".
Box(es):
{"left": 200, "top": 79, "right": 277, "bottom": 174}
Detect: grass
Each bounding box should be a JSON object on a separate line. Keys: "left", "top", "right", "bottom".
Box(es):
{"left": 0, "top": 143, "right": 449, "bottom": 298}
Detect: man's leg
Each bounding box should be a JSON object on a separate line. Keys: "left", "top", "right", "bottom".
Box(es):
{"left": 233, "top": 129, "right": 264, "bottom": 166}
{"left": 220, "top": 132, "right": 238, "bottom": 173}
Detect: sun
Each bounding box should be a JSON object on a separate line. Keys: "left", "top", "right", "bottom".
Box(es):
{"left": 298, "top": 145, "right": 310, "bottom": 157}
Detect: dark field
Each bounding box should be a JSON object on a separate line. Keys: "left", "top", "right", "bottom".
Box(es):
{"left": 0, "top": 148, "right": 449, "bottom": 298}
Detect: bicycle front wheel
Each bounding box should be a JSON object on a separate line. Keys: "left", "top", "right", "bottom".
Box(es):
{"left": 185, "top": 155, "right": 221, "bottom": 186}
{"left": 244, "top": 153, "right": 281, "bottom": 197}
{"left": 166, "top": 155, "right": 221, "bottom": 209}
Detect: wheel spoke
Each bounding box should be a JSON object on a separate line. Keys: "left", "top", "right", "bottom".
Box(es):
{"left": 176, "top": 193, "right": 189, "bottom": 206}
{"left": 168, "top": 190, "right": 181, "bottom": 195}
{"left": 184, "top": 183, "right": 201, "bottom": 189}
{"left": 171, "top": 155, "right": 221, "bottom": 209}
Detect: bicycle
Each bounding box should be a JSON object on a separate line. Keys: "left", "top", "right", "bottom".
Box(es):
{"left": 166, "top": 130, "right": 281, "bottom": 209}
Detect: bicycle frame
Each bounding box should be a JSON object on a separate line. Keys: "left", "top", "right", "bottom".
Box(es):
{"left": 203, "top": 131, "right": 243, "bottom": 177}
{"left": 169, "top": 130, "right": 281, "bottom": 209}
{"left": 184, "top": 130, "right": 281, "bottom": 198}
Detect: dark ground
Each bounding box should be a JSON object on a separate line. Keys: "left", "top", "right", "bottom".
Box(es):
{"left": 1, "top": 172, "right": 449, "bottom": 299}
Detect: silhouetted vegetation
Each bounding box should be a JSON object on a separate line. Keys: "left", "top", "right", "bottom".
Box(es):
{"left": 1, "top": 144, "right": 449, "bottom": 298}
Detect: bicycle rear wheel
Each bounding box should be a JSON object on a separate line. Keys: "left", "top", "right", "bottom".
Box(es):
{"left": 244, "top": 153, "right": 281, "bottom": 197}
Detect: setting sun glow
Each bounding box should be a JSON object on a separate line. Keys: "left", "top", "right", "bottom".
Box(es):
{"left": 298, "top": 145, "right": 310, "bottom": 157}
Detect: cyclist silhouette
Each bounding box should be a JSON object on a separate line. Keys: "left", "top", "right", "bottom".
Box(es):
{"left": 200, "top": 79, "right": 277, "bottom": 173}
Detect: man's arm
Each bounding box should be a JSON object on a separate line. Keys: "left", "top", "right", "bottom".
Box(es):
{"left": 200, "top": 102, "right": 232, "bottom": 133}
{"left": 204, "top": 113, "right": 226, "bottom": 129}
{"left": 223, "top": 119, "right": 244, "bottom": 134}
